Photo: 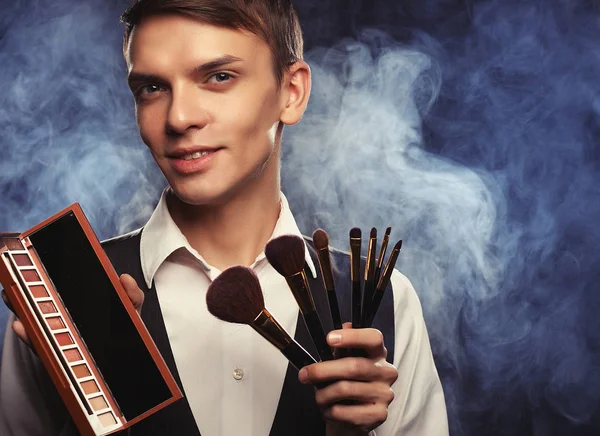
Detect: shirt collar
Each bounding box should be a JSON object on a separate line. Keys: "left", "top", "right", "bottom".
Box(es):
{"left": 140, "top": 189, "right": 317, "bottom": 288}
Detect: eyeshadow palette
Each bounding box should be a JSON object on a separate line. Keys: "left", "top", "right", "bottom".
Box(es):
{"left": 0, "top": 204, "right": 182, "bottom": 436}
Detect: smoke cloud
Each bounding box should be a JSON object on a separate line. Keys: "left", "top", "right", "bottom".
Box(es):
{"left": 2, "top": 0, "right": 600, "bottom": 434}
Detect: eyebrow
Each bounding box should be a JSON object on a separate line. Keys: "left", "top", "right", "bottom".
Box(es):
{"left": 127, "top": 54, "right": 244, "bottom": 87}
{"left": 193, "top": 54, "right": 244, "bottom": 74}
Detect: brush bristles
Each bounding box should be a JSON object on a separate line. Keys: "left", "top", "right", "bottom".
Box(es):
{"left": 265, "top": 235, "right": 306, "bottom": 277}
{"left": 394, "top": 240, "right": 403, "bottom": 251}
{"left": 350, "top": 227, "right": 361, "bottom": 239}
{"left": 312, "top": 229, "right": 329, "bottom": 250}
{"left": 385, "top": 227, "right": 392, "bottom": 236}
{"left": 206, "top": 266, "right": 264, "bottom": 325}
{"left": 370, "top": 227, "right": 377, "bottom": 239}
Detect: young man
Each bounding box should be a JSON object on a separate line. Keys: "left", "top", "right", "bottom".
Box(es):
{"left": 0, "top": 1, "right": 448, "bottom": 435}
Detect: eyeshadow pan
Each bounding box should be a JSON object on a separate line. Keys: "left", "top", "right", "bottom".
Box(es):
{"left": 4, "top": 238, "right": 23, "bottom": 250}
{"left": 64, "top": 348, "right": 82, "bottom": 363}
{"left": 38, "top": 301, "right": 57, "bottom": 314}
{"left": 47, "top": 317, "right": 65, "bottom": 330}
{"left": 22, "top": 270, "right": 40, "bottom": 282}
{"left": 98, "top": 412, "right": 117, "bottom": 427}
{"left": 55, "top": 332, "right": 73, "bottom": 346}
{"left": 89, "top": 396, "right": 109, "bottom": 412}
{"left": 12, "top": 254, "right": 32, "bottom": 266}
{"left": 72, "top": 364, "right": 91, "bottom": 379}
{"left": 81, "top": 380, "right": 99, "bottom": 395}
{"left": 29, "top": 285, "right": 48, "bottom": 298}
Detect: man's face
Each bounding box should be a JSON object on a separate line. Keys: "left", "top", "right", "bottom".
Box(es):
{"left": 125, "top": 14, "right": 286, "bottom": 206}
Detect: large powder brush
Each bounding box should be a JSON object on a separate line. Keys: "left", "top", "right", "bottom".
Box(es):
{"left": 206, "top": 266, "right": 318, "bottom": 371}
{"left": 265, "top": 236, "right": 334, "bottom": 361}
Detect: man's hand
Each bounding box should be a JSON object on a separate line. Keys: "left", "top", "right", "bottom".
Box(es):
{"left": 298, "top": 323, "right": 398, "bottom": 434}
{"left": 119, "top": 273, "right": 145, "bottom": 314}
{"left": 1, "top": 273, "right": 144, "bottom": 349}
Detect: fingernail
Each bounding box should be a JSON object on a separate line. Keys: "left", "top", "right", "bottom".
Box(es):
{"left": 328, "top": 332, "right": 342, "bottom": 345}
{"left": 298, "top": 368, "right": 308, "bottom": 384}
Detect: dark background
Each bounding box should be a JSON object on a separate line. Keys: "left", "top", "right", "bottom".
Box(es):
{"left": 2, "top": 0, "right": 600, "bottom": 434}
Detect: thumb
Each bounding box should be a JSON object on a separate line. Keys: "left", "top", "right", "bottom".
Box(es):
{"left": 119, "top": 274, "right": 144, "bottom": 315}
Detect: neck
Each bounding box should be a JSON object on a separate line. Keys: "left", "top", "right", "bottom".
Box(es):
{"left": 167, "top": 164, "right": 281, "bottom": 271}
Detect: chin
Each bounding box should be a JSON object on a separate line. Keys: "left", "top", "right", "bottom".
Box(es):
{"left": 169, "top": 187, "right": 219, "bottom": 207}
{"left": 167, "top": 180, "right": 232, "bottom": 208}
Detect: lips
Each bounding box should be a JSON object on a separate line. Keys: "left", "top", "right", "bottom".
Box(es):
{"left": 167, "top": 146, "right": 224, "bottom": 175}
{"left": 183, "top": 150, "right": 212, "bottom": 160}
{"left": 168, "top": 146, "right": 223, "bottom": 159}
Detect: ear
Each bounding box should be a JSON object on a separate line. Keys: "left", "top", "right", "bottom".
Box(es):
{"left": 279, "top": 61, "right": 311, "bottom": 126}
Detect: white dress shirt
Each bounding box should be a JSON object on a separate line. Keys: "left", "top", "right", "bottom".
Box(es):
{"left": 0, "top": 190, "right": 449, "bottom": 436}
{"left": 140, "top": 190, "right": 449, "bottom": 436}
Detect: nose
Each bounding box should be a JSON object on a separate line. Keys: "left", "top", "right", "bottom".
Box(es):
{"left": 165, "top": 86, "right": 208, "bottom": 135}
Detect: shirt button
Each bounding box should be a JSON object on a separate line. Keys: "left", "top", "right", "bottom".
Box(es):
{"left": 232, "top": 368, "right": 244, "bottom": 380}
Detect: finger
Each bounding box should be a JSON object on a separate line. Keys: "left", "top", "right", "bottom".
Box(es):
{"left": 119, "top": 274, "right": 144, "bottom": 314}
{"left": 327, "top": 328, "right": 386, "bottom": 359}
{"left": 334, "top": 323, "right": 353, "bottom": 359}
{"left": 12, "top": 320, "right": 32, "bottom": 348}
{"left": 315, "top": 380, "right": 394, "bottom": 408}
{"left": 299, "top": 357, "right": 396, "bottom": 384}
{"left": 1, "top": 290, "right": 14, "bottom": 313}
{"left": 323, "top": 402, "right": 389, "bottom": 432}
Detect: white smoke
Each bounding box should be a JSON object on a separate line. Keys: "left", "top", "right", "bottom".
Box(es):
{"left": 283, "top": 30, "right": 512, "bottom": 357}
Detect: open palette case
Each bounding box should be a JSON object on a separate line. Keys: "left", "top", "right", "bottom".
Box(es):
{"left": 0, "top": 204, "right": 182, "bottom": 435}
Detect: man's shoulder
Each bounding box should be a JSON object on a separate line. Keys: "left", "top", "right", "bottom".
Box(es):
{"left": 100, "top": 228, "right": 144, "bottom": 275}
{"left": 101, "top": 228, "right": 144, "bottom": 264}
{"left": 101, "top": 228, "right": 143, "bottom": 249}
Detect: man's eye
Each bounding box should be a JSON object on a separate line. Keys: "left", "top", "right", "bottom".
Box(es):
{"left": 209, "top": 72, "right": 233, "bottom": 83}
{"left": 138, "top": 84, "right": 163, "bottom": 95}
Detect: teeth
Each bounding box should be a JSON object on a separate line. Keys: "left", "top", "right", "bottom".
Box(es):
{"left": 183, "top": 151, "right": 211, "bottom": 161}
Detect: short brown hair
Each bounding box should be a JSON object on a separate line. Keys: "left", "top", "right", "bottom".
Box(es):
{"left": 120, "top": 0, "right": 304, "bottom": 85}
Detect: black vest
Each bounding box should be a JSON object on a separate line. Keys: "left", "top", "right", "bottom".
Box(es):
{"left": 100, "top": 230, "right": 395, "bottom": 436}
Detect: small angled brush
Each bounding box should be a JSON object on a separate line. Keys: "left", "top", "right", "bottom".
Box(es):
{"left": 312, "top": 229, "right": 342, "bottom": 331}
{"left": 366, "top": 240, "right": 403, "bottom": 327}
{"left": 349, "top": 228, "right": 362, "bottom": 328}
{"left": 360, "top": 227, "right": 378, "bottom": 328}
{"left": 375, "top": 227, "right": 392, "bottom": 284}
{"left": 265, "top": 236, "right": 334, "bottom": 361}
{"left": 206, "top": 266, "right": 318, "bottom": 372}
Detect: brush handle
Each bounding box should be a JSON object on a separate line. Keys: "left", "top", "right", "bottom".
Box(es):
{"left": 327, "top": 289, "right": 343, "bottom": 330}
{"left": 281, "top": 342, "right": 332, "bottom": 389}
{"left": 280, "top": 341, "right": 318, "bottom": 370}
{"left": 316, "top": 248, "right": 342, "bottom": 330}
{"left": 374, "top": 266, "right": 383, "bottom": 288}
{"left": 351, "top": 280, "right": 362, "bottom": 329}
{"left": 302, "top": 311, "right": 334, "bottom": 361}
{"left": 366, "top": 283, "right": 389, "bottom": 328}
{"left": 369, "top": 243, "right": 401, "bottom": 327}
{"left": 360, "top": 279, "right": 375, "bottom": 328}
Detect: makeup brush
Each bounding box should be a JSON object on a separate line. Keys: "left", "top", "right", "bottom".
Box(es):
{"left": 206, "top": 266, "right": 318, "bottom": 371}
{"left": 312, "top": 229, "right": 342, "bottom": 331}
{"left": 375, "top": 227, "right": 392, "bottom": 283}
{"left": 265, "top": 236, "right": 334, "bottom": 362}
{"left": 366, "top": 240, "right": 403, "bottom": 328}
{"left": 360, "top": 228, "right": 378, "bottom": 328}
{"left": 349, "top": 228, "right": 362, "bottom": 328}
